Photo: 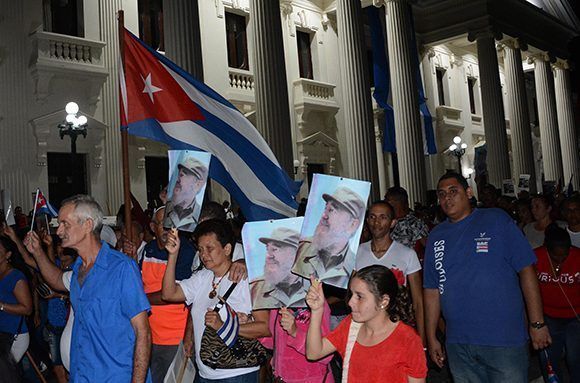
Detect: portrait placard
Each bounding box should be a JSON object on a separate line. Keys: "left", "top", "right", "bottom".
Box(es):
{"left": 292, "top": 174, "right": 371, "bottom": 288}
{"left": 243, "top": 217, "right": 307, "bottom": 310}
{"left": 163, "top": 150, "right": 211, "bottom": 232}
{"left": 518, "top": 174, "right": 531, "bottom": 193}
{"left": 502, "top": 179, "right": 515, "bottom": 197}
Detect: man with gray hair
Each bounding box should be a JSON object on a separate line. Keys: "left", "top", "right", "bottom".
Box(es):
{"left": 293, "top": 187, "right": 365, "bottom": 288}
{"left": 23, "top": 195, "right": 152, "bottom": 383}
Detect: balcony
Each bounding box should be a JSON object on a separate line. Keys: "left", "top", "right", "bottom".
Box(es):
{"left": 227, "top": 68, "right": 255, "bottom": 104}
{"left": 293, "top": 78, "right": 339, "bottom": 112}
{"left": 435, "top": 105, "right": 464, "bottom": 131}
{"left": 29, "top": 31, "right": 108, "bottom": 102}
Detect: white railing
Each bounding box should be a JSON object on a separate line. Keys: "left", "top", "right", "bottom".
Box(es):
{"left": 294, "top": 78, "right": 335, "bottom": 100}
{"left": 32, "top": 31, "right": 106, "bottom": 67}
{"left": 228, "top": 69, "right": 254, "bottom": 91}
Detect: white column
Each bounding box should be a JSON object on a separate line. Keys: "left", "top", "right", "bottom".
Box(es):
{"left": 530, "top": 53, "right": 564, "bottom": 183}
{"left": 250, "top": 0, "right": 294, "bottom": 176}
{"left": 374, "top": 120, "right": 387, "bottom": 197}
{"left": 163, "top": 0, "right": 204, "bottom": 80}
{"left": 469, "top": 29, "right": 511, "bottom": 187}
{"left": 553, "top": 61, "right": 580, "bottom": 190}
{"left": 0, "top": 2, "right": 35, "bottom": 206}
{"left": 99, "top": 0, "right": 124, "bottom": 213}
{"left": 336, "top": 0, "right": 379, "bottom": 197}
{"left": 500, "top": 40, "right": 536, "bottom": 192}
{"left": 384, "top": 0, "right": 426, "bottom": 204}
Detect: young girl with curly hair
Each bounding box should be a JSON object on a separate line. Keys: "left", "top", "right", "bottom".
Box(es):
{"left": 306, "top": 265, "right": 427, "bottom": 382}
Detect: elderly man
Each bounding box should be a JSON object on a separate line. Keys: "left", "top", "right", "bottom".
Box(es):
{"left": 293, "top": 187, "right": 365, "bottom": 288}
{"left": 23, "top": 195, "right": 151, "bottom": 382}
{"left": 251, "top": 227, "right": 306, "bottom": 309}
{"left": 164, "top": 156, "right": 208, "bottom": 231}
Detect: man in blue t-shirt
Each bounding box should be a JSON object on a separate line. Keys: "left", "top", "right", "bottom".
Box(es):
{"left": 423, "top": 172, "right": 551, "bottom": 382}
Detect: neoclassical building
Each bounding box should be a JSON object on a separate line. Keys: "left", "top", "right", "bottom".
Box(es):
{"left": 0, "top": 0, "right": 578, "bottom": 213}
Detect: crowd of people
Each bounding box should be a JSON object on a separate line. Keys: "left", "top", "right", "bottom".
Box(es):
{"left": 0, "top": 171, "right": 578, "bottom": 383}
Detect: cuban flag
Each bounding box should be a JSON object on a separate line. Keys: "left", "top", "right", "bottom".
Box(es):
{"left": 119, "top": 29, "right": 300, "bottom": 220}
{"left": 367, "top": 6, "right": 437, "bottom": 155}
{"left": 35, "top": 189, "right": 58, "bottom": 217}
{"left": 216, "top": 303, "right": 240, "bottom": 348}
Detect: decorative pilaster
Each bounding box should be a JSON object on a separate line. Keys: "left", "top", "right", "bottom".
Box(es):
{"left": 384, "top": 0, "right": 426, "bottom": 203}
{"left": 499, "top": 39, "right": 536, "bottom": 192}
{"left": 98, "top": 0, "right": 124, "bottom": 212}
{"left": 553, "top": 60, "right": 580, "bottom": 190}
{"left": 530, "top": 53, "right": 564, "bottom": 183}
{"left": 469, "top": 29, "right": 511, "bottom": 187}
{"left": 335, "top": 0, "right": 379, "bottom": 197}
{"left": 163, "top": 0, "right": 204, "bottom": 80}
{"left": 249, "top": 0, "right": 294, "bottom": 176}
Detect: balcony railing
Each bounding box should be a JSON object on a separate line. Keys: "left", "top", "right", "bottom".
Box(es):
{"left": 293, "top": 78, "right": 338, "bottom": 112}
{"left": 32, "top": 31, "right": 106, "bottom": 69}
{"left": 229, "top": 69, "right": 254, "bottom": 91}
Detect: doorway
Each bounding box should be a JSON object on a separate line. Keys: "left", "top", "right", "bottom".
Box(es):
{"left": 47, "top": 152, "right": 88, "bottom": 209}
{"left": 145, "top": 156, "right": 169, "bottom": 209}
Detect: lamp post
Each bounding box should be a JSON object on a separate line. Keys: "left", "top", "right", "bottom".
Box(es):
{"left": 58, "top": 102, "right": 88, "bottom": 154}
{"left": 448, "top": 135, "right": 467, "bottom": 172}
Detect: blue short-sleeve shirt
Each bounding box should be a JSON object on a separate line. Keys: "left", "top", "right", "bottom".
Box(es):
{"left": 69, "top": 242, "right": 151, "bottom": 382}
{"left": 0, "top": 269, "right": 28, "bottom": 334}
{"left": 423, "top": 208, "right": 536, "bottom": 347}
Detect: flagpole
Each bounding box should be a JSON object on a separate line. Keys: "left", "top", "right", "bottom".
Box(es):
{"left": 30, "top": 189, "right": 40, "bottom": 233}
{"left": 118, "top": 9, "right": 133, "bottom": 244}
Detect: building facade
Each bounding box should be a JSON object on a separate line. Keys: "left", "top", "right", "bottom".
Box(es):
{"left": 0, "top": 0, "right": 578, "bottom": 213}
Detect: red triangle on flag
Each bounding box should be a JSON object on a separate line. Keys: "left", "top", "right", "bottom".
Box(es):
{"left": 121, "top": 29, "right": 205, "bottom": 125}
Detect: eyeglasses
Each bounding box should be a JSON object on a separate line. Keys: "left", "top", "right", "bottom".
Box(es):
{"left": 437, "top": 188, "right": 460, "bottom": 200}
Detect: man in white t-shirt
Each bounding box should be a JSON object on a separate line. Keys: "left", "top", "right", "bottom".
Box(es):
{"left": 355, "top": 200, "right": 425, "bottom": 344}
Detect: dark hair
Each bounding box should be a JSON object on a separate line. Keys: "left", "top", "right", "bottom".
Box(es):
{"left": 531, "top": 194, "right": 552, "bottom": 208}
{"left": 193, "top": 219, "right": 235, "bottom": 252}
{"left": 0, "top": 236, "right": 30, "bottom": 278}
{"left": 544, "top": 223, "right": 571, "bottom": 250}
{"left": 437, "top": 172, "right": 468, "bottom": 190}
{"left": 351, "top": 265, "right": 414, "bottom": 324}
{"left": 385, "top": 187, "right": 408, "bottom": 204}
{"left": 369, "top": 200, "right": 395, "bottom": 219}
{"left": 200, "top": 201, "right": 227, "bottom": 222}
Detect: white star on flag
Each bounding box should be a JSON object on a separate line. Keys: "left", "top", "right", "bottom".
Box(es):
{"left": 141, "top": 73, "right": 162, "bottom": 103}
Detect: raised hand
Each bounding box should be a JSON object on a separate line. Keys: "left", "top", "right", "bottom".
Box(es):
{"left": 164, "top": 228, "right": 180, "bottom": 256}
{"left": 39, "top": 228, "right": 53, "bottom": 248}
{"left": 306, "top": 276, "right": 324, "bottom": 313}
{"left": 24, "top": 231, "right": 44, "bottom": 257}
{"left": 279, "top": 307, "right": 297, "bottom": 337}
{"left": 1, "top": 223, "right": 17, "bottom": 240}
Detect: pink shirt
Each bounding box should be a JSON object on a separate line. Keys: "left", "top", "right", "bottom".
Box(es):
{"left": 260, "top": 303, "right": 334, "bottom": 383}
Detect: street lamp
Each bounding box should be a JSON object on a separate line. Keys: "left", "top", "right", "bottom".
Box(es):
{"left": 58, "top": 102, "right": 88, "bottom": 154}
{"left": 448, "top": 135, "right": 467, "bottom": 172}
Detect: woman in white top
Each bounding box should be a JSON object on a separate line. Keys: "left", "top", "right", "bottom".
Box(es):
{"left": 161, "top": 219, "right": 270, "bottom": 383}
{"left": 524, "top": 195, "right": 554, "bottom": 249}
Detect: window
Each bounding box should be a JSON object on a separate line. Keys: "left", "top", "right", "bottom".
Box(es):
{"left": 138, "top": 0, "right": 164, "bottom": 51}
{"left": 297, "top": 31, "right": 314, "bottom": 79}
{"left": 225, "top": 12, "right": 249, "bottom": 70}
{"left": 436, "top": 68, "right": 446, "bottom": 106}
{"left": 468, "top": 77, "right": 477, "bottom": 114}
{"left": 43, "top": 0, "right": 84, "bottom": 37}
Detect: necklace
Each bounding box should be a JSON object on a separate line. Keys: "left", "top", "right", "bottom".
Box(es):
{"left": 209, "top": 264, "right": 232, "bottom": 299}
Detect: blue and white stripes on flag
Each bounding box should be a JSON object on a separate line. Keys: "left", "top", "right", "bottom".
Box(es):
{"left": 367, "top": 6, "right": 437, "bottom": 155}
{"left": 35, "top": 189, "right": 58, "bottom": 217}
{"left": 120, "top": 29, "right": 300, "bottom": 221}
{"left": 216, "top": 303, "right": 240, "bottom": 348}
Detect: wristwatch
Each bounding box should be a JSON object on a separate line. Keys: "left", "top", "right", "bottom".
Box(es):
{"left": 530, "top": 321, "right": 546, "bottom": 329}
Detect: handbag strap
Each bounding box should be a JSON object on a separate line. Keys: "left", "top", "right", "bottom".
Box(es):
{"left": 341, "top": 319, "right": 362, "bottom": 383}
{"left": 213, "top": 282, "right": 237, "bottom": 313}
{"left": 13, "top": 316, "right": 24, "bottom": 341}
